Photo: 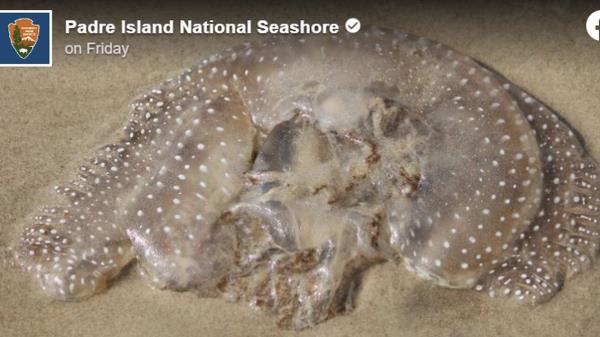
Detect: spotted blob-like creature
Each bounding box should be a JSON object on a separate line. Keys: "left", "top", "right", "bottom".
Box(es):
{"left": 16, "top": 27, "right": 600, "bottom": 329}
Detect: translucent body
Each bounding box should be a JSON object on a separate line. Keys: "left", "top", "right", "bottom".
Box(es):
{"left": 16, "top": 27, "right": 600, "bottom": 328}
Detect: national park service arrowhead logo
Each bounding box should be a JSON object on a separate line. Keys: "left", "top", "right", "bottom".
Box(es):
{"left": 0, "top": 10, "right": 51, "bottom": 66}
{"left": 8, "top": 18, "right": 40, "bottom": 59}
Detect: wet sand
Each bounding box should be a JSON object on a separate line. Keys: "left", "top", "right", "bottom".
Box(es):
{"left": 2, "top": 2, "right": 600, "bottom": 336}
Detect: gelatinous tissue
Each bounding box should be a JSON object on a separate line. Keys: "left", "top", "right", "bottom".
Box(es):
{"left": 15, "top": 27, "right": 600, "bottom": 329}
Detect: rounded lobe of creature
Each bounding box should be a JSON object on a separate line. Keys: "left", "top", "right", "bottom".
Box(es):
{"left": 123, "top": 87, "right": 256, "bottom": 291}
